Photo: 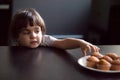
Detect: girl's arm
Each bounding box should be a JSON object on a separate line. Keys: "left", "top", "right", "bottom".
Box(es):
{"left": 52, "top": 38, "right": 99, "bottom": 56}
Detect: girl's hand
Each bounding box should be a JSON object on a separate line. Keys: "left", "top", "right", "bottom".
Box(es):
{"left": 80, "top": 41, "right": 100, "bottom": 56}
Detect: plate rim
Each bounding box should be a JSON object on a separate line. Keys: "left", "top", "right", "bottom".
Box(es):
{"left": 78, "top": 55, "right": 120, "bottom": 73}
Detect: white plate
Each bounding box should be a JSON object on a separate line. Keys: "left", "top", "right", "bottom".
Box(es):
{"left": 78, "top": 55, "right": 120, "bottom": 73}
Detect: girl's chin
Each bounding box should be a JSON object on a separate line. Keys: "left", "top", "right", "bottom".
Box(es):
{"left": 30, "top": 45, "right": 39, "bottom": 48}
{"left": 29, "top": 44, "right": 39, "bottom": 48}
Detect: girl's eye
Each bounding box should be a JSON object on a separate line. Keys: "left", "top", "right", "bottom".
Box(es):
{"left": 22, "top": 31, "right": 30, "bottom": 34}
{"left": 35, "top": 30, "right": 40, "bottom": 34}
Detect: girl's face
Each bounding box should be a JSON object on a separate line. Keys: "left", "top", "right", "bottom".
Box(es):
{"left": 17, "top": 25, "right": 43, "bottom": 48}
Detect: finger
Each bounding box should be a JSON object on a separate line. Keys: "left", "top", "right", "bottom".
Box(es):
{"left": 91, "top": 45, "right": 100, "bottom": 52}
{"left": 86, "top": 45, "right": 91, "bottom": 52}
{"left": 97, "top": 47, "right": 100, "bottom": 52}
{"left": 91, "top": 45, "right": 96, "bottom": 52}
{"left": 94, "top": 46, "right": 100, "bottom": 52}
{"left": 82, "top": 49, "right": 87, "bottom": 56}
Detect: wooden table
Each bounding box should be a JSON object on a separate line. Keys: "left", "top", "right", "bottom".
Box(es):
{"left": 0, "top": 45, "right": 120, "bottom": 80}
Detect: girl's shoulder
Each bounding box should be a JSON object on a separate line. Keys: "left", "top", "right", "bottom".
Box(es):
{"left": 41, "top": 35, "right": 57, "bottom": 46}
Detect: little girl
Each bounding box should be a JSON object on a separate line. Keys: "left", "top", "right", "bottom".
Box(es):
{"left": 9, "top": 8, "right": 99, "bottom": 56}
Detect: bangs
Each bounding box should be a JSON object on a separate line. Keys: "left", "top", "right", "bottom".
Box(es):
{"left": 16, "top": 12, "right": 39, "bottom": 29}
{"left": 25, "top": 12, "right": 40, "bottom": 27}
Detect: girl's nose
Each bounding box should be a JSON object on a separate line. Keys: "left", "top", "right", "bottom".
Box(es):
{"left": 30, "top": 32, "right": 37, "bottom": 39}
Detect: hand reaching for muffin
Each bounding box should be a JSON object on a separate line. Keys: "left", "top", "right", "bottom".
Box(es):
{"left": 86, "top": 52, "right": 120, "bottom": 71}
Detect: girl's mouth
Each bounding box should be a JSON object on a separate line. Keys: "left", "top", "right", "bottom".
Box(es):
{"left": 30, "top": 41, "right": 38, "bottom": 45}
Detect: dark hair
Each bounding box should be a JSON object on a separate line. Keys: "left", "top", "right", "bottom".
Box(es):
{"left": 10, "top": 8, "right": 46, "bottom": 40}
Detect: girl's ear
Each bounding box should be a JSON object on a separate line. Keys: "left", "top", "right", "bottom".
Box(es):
{"left": 42, "top": 31, "right": 45, "bottom": 35}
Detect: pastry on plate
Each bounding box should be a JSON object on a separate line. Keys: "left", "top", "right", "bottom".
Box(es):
{"left": 105, "top": 53, "right": 118, "bottom": 60}
{"left": 86, "top": 56, "right": 100, "bottom": 68}
{"left": 101, "top": 55, "right": 113, "bottom": 63}
{"left": 91, "top": 52, "right": 103, "bottom": 58}
{"left": 111, "top": 59, "right": 120, "bottom": 70}
{"left": 96, "top": 59, "right": 111, "bottom": 70}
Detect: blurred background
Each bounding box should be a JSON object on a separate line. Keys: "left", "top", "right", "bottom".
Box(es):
{"left": 0, "top": 0, "right": 120, "bottom": 45}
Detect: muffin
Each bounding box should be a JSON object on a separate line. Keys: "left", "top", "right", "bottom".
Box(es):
{"left": 105, "top": 53, "right": 118, "bottom": 60}
{"left": 111, "top": 59, "right": 120, "bottom": 70}
{"left": 101, "top": 55, "right": 113, "bottom": 63}
{"left": 86, "top": 56, "right": 100, "bottom": 68}
{"left": 96, "top": 59, "right": 111, "bottom": 70}
{"left": 91, "top": 52, "right": 103, "bottom": 58}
